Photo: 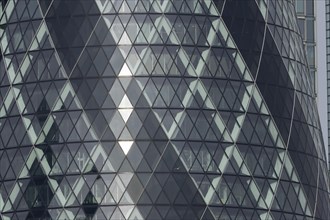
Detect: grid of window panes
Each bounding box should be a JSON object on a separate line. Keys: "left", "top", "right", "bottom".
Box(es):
{"left": 295, "top": 0, "right": 317, "bottom": 94}
{"left": 327, "top": 0, "right": 330, "bottom": 169}
{"left": 0, "top": 0, "right": 329, "bottom": 220}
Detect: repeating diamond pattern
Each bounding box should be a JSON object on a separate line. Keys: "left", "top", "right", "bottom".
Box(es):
{"left": 0, "top": 0, "right": 329, "bottom": 219}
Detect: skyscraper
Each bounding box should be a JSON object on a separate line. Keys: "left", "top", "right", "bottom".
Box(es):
{"left": 295, "top": 0, "right": 316, "bottom": 94}
{"left": 0, "top": 0, "right": 329, "bottom": 219}
{"left": 326, "top": 0, "right": 330, "bottom": 169}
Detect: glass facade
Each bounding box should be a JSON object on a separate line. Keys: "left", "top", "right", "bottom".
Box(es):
{"left": 295, "top": 0, "right": 316, "bottom": 95}
{"left": 0, "top": 0, "right": 329, "bottom": 219}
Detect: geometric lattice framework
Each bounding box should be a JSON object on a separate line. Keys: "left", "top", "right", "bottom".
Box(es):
{"left": 0, "top": 0, "right": 329, "bottom": 219}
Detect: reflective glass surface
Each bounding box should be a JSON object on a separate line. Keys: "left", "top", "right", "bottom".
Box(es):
{"left": 0, "top": 0, "right": 328, "bottom": 219}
